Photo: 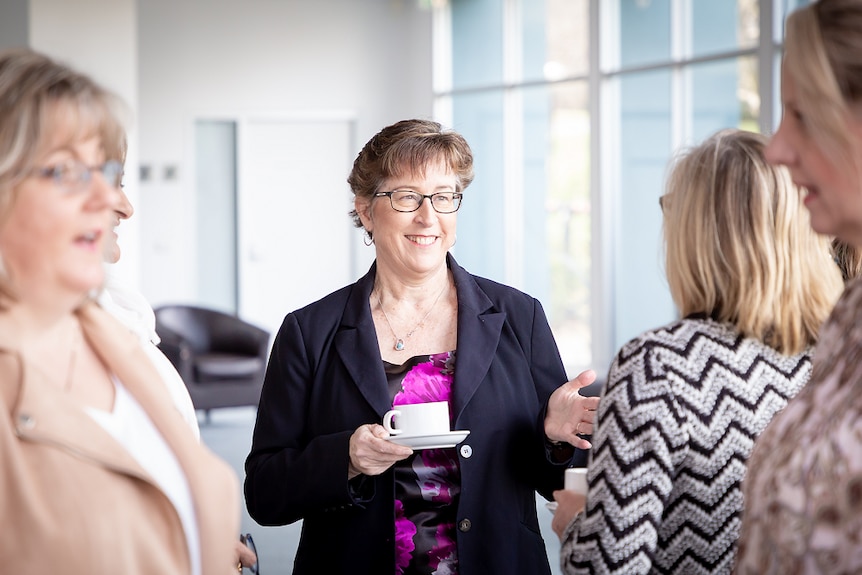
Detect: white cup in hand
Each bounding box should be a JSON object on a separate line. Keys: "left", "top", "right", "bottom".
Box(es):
{"left": 565, "top": 468, "right": 588, "bottom": 495}
{"left": 382, "top": 401, "right": 450, "bottom": 437}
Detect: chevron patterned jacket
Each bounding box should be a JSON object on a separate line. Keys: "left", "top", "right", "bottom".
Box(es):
{"left": 559, "top": 316, "right": 813, "bottom": 574}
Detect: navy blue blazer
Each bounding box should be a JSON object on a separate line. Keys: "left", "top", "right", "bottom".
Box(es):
{"left": 245, "top": 255, "right": 580, "bottom": 574}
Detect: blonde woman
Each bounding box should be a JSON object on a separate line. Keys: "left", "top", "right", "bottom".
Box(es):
{"left": 0, "top": 48, "right": 239, "bottom": 574}
{"left": 736, "top": 1, "right": 862, "bottom": 572}
{"left": 553, "top": 129, "right": 842, "bottom": 574}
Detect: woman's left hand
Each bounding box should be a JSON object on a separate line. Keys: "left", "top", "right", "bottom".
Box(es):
{"left": 551, "top": 489, "right": 587, "bottom": 540}
{"left": 234, "top": 539, "right": 257, "bottom": 571}
{"left": 545, "top": 369, "right": 600, "bottom": 449}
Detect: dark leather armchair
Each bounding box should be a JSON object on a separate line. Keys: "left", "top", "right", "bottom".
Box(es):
{"left": 153, "top": 304, "right": 270, "bottom": 420}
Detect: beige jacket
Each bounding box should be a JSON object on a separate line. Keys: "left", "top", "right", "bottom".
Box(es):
{"left": 0, "top": 302, "right": 239, "bottom": 574}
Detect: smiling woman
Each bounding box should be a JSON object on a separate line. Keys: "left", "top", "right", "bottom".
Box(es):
{"left": 245, "top": 118, "right": 601, "bottom": 575}
{"left": 735, "top": 1, "right": 862, "bottom": 572}
{"left": 0, "top": 48, "right": 240, "bottom": 575}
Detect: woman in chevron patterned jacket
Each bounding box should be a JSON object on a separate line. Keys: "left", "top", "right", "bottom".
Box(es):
{"left": 552, "top": 129, "right": 844, "bottom": 574}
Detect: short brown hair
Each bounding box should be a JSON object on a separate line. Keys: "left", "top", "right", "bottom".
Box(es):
{"left": 347, "top": 119, "right": 474, "bottom": 231}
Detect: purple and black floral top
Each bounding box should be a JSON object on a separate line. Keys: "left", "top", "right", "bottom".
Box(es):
{"left": 385, "top": 351, "right": 460, "bottom": 575}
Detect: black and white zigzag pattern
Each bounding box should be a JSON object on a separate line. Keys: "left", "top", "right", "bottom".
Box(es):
{"left": 560, "top": 318, "right": 813, "bottom": 575}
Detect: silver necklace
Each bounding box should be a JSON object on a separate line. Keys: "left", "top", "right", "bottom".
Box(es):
{"left": 376, "top": 283, "right": 448, "bottom": 351}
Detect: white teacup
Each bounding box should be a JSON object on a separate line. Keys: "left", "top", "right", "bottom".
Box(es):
{"left": 383, "top": 401, "right": 450, "bottom": 437}
{"left": 565, "top": 468, "right": 588, "bottom": 495}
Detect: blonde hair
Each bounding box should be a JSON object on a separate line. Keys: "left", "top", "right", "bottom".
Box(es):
{"left": 783, "top": 0, "right": 862, "bottom": 173}
{"left": 0, "top": 49, "right": 124, "bottom": 205}
{"left": 663, "top": 129, "right": 842, "bottom": 355}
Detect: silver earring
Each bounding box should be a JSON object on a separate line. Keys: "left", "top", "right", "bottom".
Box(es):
{"left": 363, "top": 231, "right": 374, "bottom": 246}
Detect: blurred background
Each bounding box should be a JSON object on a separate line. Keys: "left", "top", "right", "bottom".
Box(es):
{"left": 0, "top": 0, "right": 813, "bottom": 571}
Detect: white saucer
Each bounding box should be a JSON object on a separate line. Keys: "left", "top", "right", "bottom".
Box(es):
{"left": 388, "top": 430, "right": 470, "bottom": 450}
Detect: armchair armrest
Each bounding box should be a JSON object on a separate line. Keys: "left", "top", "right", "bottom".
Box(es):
{"left": 210, "top": 317, "right": 271, "bottom": 358}
{"left": 155, "top": 323, "right": 195, "bottom": 384}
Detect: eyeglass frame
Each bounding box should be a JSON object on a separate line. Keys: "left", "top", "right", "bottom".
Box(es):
{"left": 373, "top": 190, "right": 463, "bottom": 214}
{"left": 239, "top": 533, "right": 259, "bottom": 574}
{"left": 28, "top": 159, "right": 124, "bottom": 192}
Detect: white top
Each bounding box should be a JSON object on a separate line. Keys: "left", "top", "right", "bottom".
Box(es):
{"left": 87, "top": 378, "right": 201, "bottom": 575}
{"left": 98, "top": 266, "right": 200, "bottom": 440}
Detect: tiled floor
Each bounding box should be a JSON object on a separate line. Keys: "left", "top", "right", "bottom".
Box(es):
{"left": 201, "top": 407, "right": 563, "bottom": 575}
{"left": 199, "top": 407, "right": 300, "bottom": 573}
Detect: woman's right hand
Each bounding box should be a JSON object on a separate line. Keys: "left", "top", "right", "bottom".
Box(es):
{"left": 348, "top": 424, "right": 414, "bottom": 479}
{"left": 551, "top": 489, "right": 586, "bottom": 540}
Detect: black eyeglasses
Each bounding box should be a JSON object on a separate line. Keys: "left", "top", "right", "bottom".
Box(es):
{"left": 374, "top": 190, "right": 463, "bottom": 213}
{"left": 30, "top": 159, "right": 124, "bottom": 192}
{"left": 240, "top": 533, "right": 259, "bottom": 574}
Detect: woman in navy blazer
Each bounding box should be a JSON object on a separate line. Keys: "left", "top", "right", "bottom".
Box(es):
{"left": 245, "top": 119, "right": 598, "bottom": 575}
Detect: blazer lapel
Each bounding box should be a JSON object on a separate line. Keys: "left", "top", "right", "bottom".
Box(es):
{"left": 335, "top": 263, "right": 392, "bottom": 416}
{"left": 448, "top": 256, "right": 505, "bottom": 423}
{"left": 6, "top": 349, "right": 152, "bottom": 482}
{"left": 333, "top": 257, "right": 506, "bottom": 422}
{"left": 78, "top": 303, "right": 238, "bottom": 575}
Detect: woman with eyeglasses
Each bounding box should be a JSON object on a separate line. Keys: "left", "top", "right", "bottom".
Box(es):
{"left": 735, "top": 1, "right": 862, "bottom": 572}
{"left": 245, "top": 118, "right": 599, "bottom": 575}
{"left": 0, "top": 48, "right": 240, "bottom": 574}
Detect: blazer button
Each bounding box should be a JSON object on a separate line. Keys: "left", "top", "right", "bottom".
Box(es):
{"left": 458, "top": 518, "right": 472, "bottom": 532}
{"left": 459, "top": 444, "right": 472, "bottom": 458}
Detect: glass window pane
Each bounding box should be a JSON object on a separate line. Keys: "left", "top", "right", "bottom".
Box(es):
{"left": 692, "top": 0, "right": 759, "bottom": 57}
{"left": 691, "top": 55, "right": 760, "bottom": 142}
{"left": 773, "top": 51, "right": 783, "bottom": 129}
{"left": 613, "top": 70, "right": 676, "bottom": 350}
{"left": 605, "top": 0, "right": 672, "bottom": 70}
{"left": 438, "top": 0, "right": 794, "bottom": 381}
{"left": 450, "top": 91, "right": 506, "bottom": 282}
{"left": 451, "top": 0, "right": 503, "bottom": 89}
{"left": 522, "top": 0, "right": 589, "bottom": 83}
{"left": 521, "top": 81, "right": 591, "bottom": 370}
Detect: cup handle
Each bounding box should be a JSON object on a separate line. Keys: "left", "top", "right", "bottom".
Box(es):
{"left": 382, "top": 409, "right": 403, "bottom": 435}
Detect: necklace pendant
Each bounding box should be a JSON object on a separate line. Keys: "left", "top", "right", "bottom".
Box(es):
{"left": 394, "top": 338, "right": 405, "bottom": 351}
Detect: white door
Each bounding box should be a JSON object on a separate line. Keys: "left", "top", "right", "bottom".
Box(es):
{"left": 238, "top": 116, "right": 355, "bottom": 337}
{"left": 195, "top": 120, "right": 238, "bottom": 314}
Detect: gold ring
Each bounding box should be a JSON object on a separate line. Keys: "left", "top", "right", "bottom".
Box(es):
{"left": 576, "top": 422, "right": 582, "bottom": 435}
{"left": 237, "top": 562, "right": 243, "bottom": 572}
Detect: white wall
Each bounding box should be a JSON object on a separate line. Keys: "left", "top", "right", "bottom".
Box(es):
{"left": 0, "top": 0, "right": 29, "bottom": 48}
{"left": 137, "top": 0, "right": 434, "bottom": 309}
